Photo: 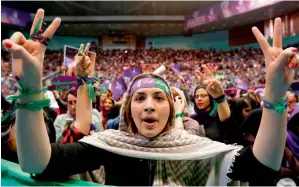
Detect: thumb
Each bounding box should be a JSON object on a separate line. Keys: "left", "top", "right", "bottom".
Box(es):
{"left": 276, "top": 47, "right": 297, "bottom": 68}
{"left": 2, "top": 39, "right": 33, "bottom": 63}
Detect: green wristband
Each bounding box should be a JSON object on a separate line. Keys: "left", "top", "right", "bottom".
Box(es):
{"left": 175, "top": 112, "right": 184, "bottom": 118}
{"left": 1, "top": 98, "right": 50, "bottom": 122}
{"left": 1, "top": 77, "right": 50, "bottom": 122}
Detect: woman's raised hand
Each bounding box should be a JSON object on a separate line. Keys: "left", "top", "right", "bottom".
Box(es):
{"left": 2, "top": 9, "right": 61, "bottom": 90}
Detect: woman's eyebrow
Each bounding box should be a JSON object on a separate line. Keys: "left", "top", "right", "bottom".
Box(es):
{"left": 135, "top": 91, "right": 164, "bottom": 95}
{"left": 153, "top": 91, "right": 164, "bottom": 95}
{"left": 135, "top": 92, "right": 146, "bottom": 95}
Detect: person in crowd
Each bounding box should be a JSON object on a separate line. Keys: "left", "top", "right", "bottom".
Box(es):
{"left": 287, "top": 92, "right": 298, "bottom": 111}
{"left": 53, "top": 87, "right": 101, "bottom": 142}
{"left": 98, "top": 97, "right": 115, "bottom": 129}
{"left": 171, "top": 87, "right": 205, "bottom": 136}
{"left": 190, "top": 67, "right": 231, "bottom": 142}
{"left": 240, "top": 103, "right": 299, "bottom": 185}
{"left": 3, "top": 10, "right": 297, "bottom": 186}
{"left": 105, "top": 103, "right": 122, "bottom": 130}
{"left": 222, "top": 96, "right": 259, "bottom": 145}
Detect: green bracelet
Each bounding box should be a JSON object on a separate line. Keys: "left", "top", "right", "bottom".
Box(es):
{"left": 8, "top": 77, "right": 47, "bottom": 101}
{"left": 262, "top": 97, "right": 288, "bottom": 114}
{"left": 1, "top": 77, "right": 50, "bottom": 122}
{"left": 77, "top": 75, "right": 98, "bottom": 100}
{"left": 175, "top": 112, "right": 184, "bottom": 118}
{"left": 1, "top": 98, "right": 50, "bottom": 122}
{"left": 7, "top": 87, "right": 47, "bottom": 101}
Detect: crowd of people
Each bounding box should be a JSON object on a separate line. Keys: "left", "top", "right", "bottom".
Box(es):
{"left": 1, "top": 9, "right": 299, "bottom": 186}
{"left": 3, "top": 46, "right": 299, "bottom": 97}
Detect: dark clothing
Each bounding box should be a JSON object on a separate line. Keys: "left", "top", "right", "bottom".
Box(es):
{"left": 1, "top": 93, "right": 11, "bottom": 112}
{"left": 35, "top": 143, "right": 279, "bottom": 186}
{"left": 107, "top": 104, "right": 121, "bottom": 120}
{"left": 1, "top": 147, "right": 18, "bottom": 164}
{"left": 192, "top": 112, "right": 224, "bottom": 142}
{"left": 240, "top": 108, "right": 262, "bottom": 137}
{"left": 44, "top": 107, "right": 57, "bottom": 143}
{"left": 203, "top": 116, "right": 224, "bottom": 142}
{"left": 191, "top": 86, "right": 224, "bottom": 142}
{"left": 220, "top": 114, "right": 246, "bottom": 145}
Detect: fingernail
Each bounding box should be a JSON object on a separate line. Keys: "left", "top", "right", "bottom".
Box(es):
{"left": 5, "top": 43, "right": 12, "bottom": 48}
{"left": 292, "top": 48, "right": 297, "bottom": 52}
{"left": 292, "top": 63, "right": 298, "bottom": 69}
{"left": 289, "top": 63, "right": 296, "bottom": 69}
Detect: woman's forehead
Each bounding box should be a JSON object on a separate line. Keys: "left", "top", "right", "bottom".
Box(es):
{"left": 133, "top": 87, "right": 166, "bottom": 95}
{"left": 105, "top": 98, "right": 113, "bottom": 103}
{"left": 196, "top": 88, "right": 207, "bottom": 94}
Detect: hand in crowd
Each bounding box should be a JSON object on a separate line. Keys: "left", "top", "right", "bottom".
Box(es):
{"left": 2, "top": 9, "right": 61, "bottom": 91}
{"left": 174, "top": 96, "right": 185, "bottom": 115}
{"left": 75, "top": 43, "right": 94, "bottom": 76}
{"left": 252, "top": 18, "right": 299, "bottom": 102}
{"left": 195, "top": 65, "right": 225, "bottom": 98}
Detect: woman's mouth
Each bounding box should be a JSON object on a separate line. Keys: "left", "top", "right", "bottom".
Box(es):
{"left": 197, "top": 103, "right": 204, "bottom": 107}
{"left": 142, "top": 118, "right": 158, "bottom": 127}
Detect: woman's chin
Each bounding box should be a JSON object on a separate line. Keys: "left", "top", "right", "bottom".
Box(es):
{"left": 139, "top": 129, "right": 160, "bottom": 138}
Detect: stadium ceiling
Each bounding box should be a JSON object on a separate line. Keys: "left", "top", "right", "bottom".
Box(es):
{"left": 1, "top": 1, "right": 216, "bottom": 16}
{"left": 2, "top": 1, "right": 299, "bottom": 37}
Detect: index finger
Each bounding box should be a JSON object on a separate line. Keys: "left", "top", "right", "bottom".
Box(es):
{"left": 30, "top": 9, "right": 44, "bottom": 36}
{"left": 77, "top": 44, "right": 84, "bottom": 55}
{"left": 252, "top": 27, "right": 271, "bottom": 56}
{"left": 202, "top": 65, "right": 214, "bottom": 78}
{"left": 195, "top": 70, "right": 207, "bottom": 81}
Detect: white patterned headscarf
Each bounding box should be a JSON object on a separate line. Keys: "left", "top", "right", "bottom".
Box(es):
{"left": 81, "top": 73, "right": 245, "bottom": 186}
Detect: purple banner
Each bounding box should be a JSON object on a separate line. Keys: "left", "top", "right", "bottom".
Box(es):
{"left": 111, "top": 76, "right": 127, "bottom": 100}
{"left": 48, "top": 76, "right": 77, "bottom": 91}
{"left": 224, "top": 88, "right": 238, "bottom": 96}
{"left": 1, "top": 6, "right": 32, "bottom": 27}
{"left": 123, "top": 66, "right": 143, "bottom": 79}
{"left": 185, "top": 0, "right": 282, "bottom": 30}
{"left": 48, "top": 76, "right": 97, "bottom": 92}
{"left": 172, "top": 82, "right": 181, "bottom": 89}
{"left": 171, "top": 63, "right": 181, "bottom": 75}
{"left": 237, "top": 79, "right": 248, "bottom": 91}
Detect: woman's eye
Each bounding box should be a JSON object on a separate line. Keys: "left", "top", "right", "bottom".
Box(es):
{"left": 156, "top": 96, "right": 165, "bottom": 101}
{"left": 136, "top": 96, "right": 145, "bottom": 102}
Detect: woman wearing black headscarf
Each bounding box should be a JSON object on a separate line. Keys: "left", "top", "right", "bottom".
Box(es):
{"left": 221, "top": 96, "right": 260, "bottom": 145}
{"left": 191, "top": 65, "right": 231, "bottom": 142}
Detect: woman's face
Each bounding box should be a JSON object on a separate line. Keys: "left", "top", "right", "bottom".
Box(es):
{"left": 195, "top": 88, "right": 211, "bottom": 111}
{"left": 130, "top": 88, "right": 170, "bottom": 138}
{"left": 104, "top": 98, "right": 114, "bottom": 111}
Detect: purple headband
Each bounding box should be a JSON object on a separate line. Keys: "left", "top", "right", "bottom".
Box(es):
{"left": 129, "top": 77, "right": 172, "bottom": 97}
